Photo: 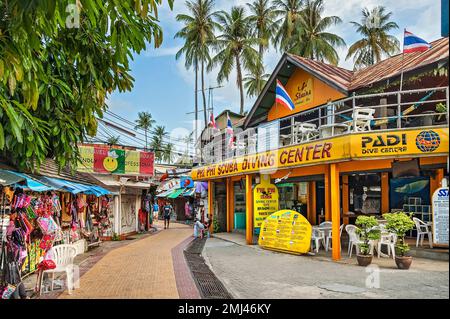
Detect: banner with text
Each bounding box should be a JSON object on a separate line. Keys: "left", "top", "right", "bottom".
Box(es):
{"left": 78, "top": 145, "right": 154, "bottom": 176}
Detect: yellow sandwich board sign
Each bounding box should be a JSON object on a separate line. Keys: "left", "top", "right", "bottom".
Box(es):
{"left": 253, "top": 175, "right": 279, "bottom": 231}
{"left": 258, "top": 210, "right": 312, "bottom": 255}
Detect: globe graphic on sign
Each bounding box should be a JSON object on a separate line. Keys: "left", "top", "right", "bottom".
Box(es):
{"left": 415, "top": 130, "right": 441, "bottom": 152}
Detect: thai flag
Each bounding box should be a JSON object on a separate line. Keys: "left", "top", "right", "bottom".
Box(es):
{"left": 226, "top": 113, "right": 234, "bottom": 148}
{"left": 226, "top": 114, "right": 233, "bottom": 135}
{"left": 403, "top": 30, "right": 432, "bottom": 53}
{"left": 276, "top": 79, "right": 295, "bottom": 111}
{"left": 209, "top": 112, "right": 217, "bottom": 129}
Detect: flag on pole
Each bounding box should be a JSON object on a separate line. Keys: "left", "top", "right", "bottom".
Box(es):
{"left": 226, "top": 113, "right": 233, "bottom": 135}
{"left": 403, "top": 30, "right": 432, "bottom": 53}
{"left": 276, "top": 79, "right": 295, "bottom": 111}
{"left": 226, "top": 113, "right": 234, "bottom": 148}
{"left": 209, "top": 112, "right": 217, "bottom": 129}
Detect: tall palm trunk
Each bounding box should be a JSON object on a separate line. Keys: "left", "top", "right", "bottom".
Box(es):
{"left": 144, "top": 130, "right": 148, "bottom": 151}
{"left": 258, "top": 27, "right": 264, "bottom": 59}
{"left": 201, "top": 59, "right": 208, "bottom": 127}
{"left": 194, "top": 60, "right": 199, "bottom": 140}
{"left": 235, "top": 53, "right": 245, "bottom": 114}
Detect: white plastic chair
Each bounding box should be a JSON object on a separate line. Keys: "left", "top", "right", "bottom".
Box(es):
{"left": 348, "top": 108, "right": 375, "bottom": 132}
{"left": 413, "top": 217, "right": 433, "bottom": 248}
{"left": 324, "top": 224, "right": 345, "bottom": 252}
{"left": 71, "top": 239, "right": 87, "bottom": 256}
{"left": 293, "top": 123, "right": 318, "bottom": 143}
{"left": 319, "top": 221, "right": 332, "bottom": 251}
{"left": 41, "top": 244, "right": 77, "bottom": 294}
{"left": 311, "top": 228, "right": 325, "bottom": 253}
{"left": 377, "top": 232, "right": 397, "bottom": 259}
{"left": 345, "top": 225, "right": 374, "bottom": 257}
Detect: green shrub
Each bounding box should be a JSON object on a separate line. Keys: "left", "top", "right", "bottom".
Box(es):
{"left": 383, "top": 212, "right": 415, "bottom": 256}
{"left": 355, "top": 216, "right": 381, "bottom": 255}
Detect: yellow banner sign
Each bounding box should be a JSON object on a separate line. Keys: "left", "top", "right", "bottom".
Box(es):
{"left": 258, "top": 210, "right": 312, "bottom": 255}
{"left": 352, "top": 128, "right": 448, "bottom": 158}
{"left": 192, "top": 136, "right": 349, "bottom": 180}
{"left": 192, "top": 128, "right": 448, "bottom": 180}
{"left": 254, "top": 175, "right": 279, "bottom": 230}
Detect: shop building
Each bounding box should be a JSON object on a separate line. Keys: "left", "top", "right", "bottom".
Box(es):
{"left": 191, "top": 37, "right": 449, "bottom": 260}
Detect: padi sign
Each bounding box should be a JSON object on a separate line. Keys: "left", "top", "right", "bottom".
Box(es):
{"left": 432, "top": 186, "right": 449, "bottom": 245}
{"left": 360, "top": 134, "right": 407, "bottom": 155}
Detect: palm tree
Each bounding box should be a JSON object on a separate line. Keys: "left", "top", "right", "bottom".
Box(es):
{"left": 151, "top": 125, "right": 168, "bottom": 162}
{"left": 246, "top": 0, "right": 278, "bottom": 58}
{"left": 175, "top": 0, "right": 218, "bottom": 127}
{"left": 106, "top": 136, "right": 120, "bottom": 145}
{"left": 346, "top": 6, "right": 400, "bottom": 69}
{"left": 135, "top": 112, "right": 156, "bottom": 150}
{"left": 244, "top": 66, "right": 270, "bottom": 98}
{"left": 288, "top": 0, "right": 345, "bottom": 65}
{"left": 272, "top": 0, "right": 304, "bottom": 52}
{"left": 210, "top": 6, "right": 262, "bottom": 114}
{"left": 163, "top": 143, "right": 176, "bottom": 164}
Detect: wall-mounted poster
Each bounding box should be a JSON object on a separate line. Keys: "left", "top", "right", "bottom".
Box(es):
{"left": 258, "top": 210, "right": 312, "bottom": 255}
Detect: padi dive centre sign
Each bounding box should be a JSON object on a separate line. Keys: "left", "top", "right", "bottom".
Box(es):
{"left": 432, "top": 182, "right": 449, "bottom": 245}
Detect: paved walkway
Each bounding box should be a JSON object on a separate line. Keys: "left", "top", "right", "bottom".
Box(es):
{"left": 58, "top": 221, "right": 199, "bottom": 299}
{"left": 204, "top": 237, "right": 449, "bottom": 299}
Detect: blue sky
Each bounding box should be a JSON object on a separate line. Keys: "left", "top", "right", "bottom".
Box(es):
{"left": 104, "top": 0, "right": 443, "bottom": 151}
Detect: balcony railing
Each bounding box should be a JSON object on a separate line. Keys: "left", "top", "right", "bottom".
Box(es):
{"left": 198, "top": 86, "right": 449, "bottom": 165}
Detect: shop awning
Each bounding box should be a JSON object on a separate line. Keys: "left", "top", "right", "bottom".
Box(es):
{"left": 182, "top": 188, "right": 195, "bottom": 197}
{"left": 37, "top": 177, "right": 111, "bottom": 196}
{"left": 156, "top": 189, "right": 175, "bottom": 198}
{"left": 0, "top": 169, "right": 26, "bottom": 186}
{"left": 167, "top": 189, "right": 185, "bottom": 199}
{"left": 5, "top": 170, "right": 55, "bottom": 192}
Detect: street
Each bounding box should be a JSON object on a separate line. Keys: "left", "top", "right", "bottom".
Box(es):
{"left": 203, "top": 237, "right": 449, "bottom": 299}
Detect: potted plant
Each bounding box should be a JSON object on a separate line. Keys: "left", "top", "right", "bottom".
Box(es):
{"left": 355, "top": 216, "right": 381, "bottom": 266}
{"left": 383, "top": 212, "right": 415, "bottom": 269}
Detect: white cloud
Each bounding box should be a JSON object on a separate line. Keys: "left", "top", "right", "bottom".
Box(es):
{"left": 145, "top": 45, "right": 182, "bottom": 57}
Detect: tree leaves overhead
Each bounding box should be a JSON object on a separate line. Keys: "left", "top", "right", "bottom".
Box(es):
{"left": 0, "top": 0, "right": 172, "bottom": 171}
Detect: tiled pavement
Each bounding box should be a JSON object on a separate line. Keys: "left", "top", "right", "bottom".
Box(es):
{"left": 50, "top": 221, "right": 200, "bottom": 299}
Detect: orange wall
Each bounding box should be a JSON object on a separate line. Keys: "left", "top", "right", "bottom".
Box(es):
{"left": 268, "top": 68, "right": 346, "bottom": 121}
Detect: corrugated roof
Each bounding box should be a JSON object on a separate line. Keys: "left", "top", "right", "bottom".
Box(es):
{"left": 288, "top": 54, "right": 353, "bottom": 92}
{"left": 287, "top": 37, "right": 449, "bottom": 92}
{"left": 350, "top": 37, "right": 449, "bottom": 90}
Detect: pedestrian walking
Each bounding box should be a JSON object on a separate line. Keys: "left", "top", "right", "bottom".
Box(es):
{"left": 163, "top": 202, "right": 173, "bottom": 229}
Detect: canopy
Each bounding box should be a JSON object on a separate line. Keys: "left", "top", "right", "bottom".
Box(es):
{"left": 6, "top": 170, "right": 55, "bottom": 192}
{"left": 0, "top": 170, "right": 26, "bottom": 186}
{"left": 37, "top": 176, "right": 111, "bottom": 196}
{"left": 156, "top": 189, "right": 175, "bottom": 198}
{"left": 167, "top": 189, "right": 185, "bottom": 199}
{"left": 182, "top": 188, "right": 195, "bottom": 197}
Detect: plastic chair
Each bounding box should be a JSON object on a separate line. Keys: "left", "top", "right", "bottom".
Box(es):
{"left": 311, "top": 228, "right": 325, "bottom": 253}
{"left": 319, "top": 222, "right": 332, "bottom": 251}
{"left": 71, "top": 239, "right": 87, "bottom": 256}
{"left": 377, "top": 232, "right": 397, "bottom": 259}
{"left": 41, "top": 244, "right": 77, "bottom": 295}
{"left": 293, "top": 123, "right": 319, "bottom": 144}
{"left": 345, "top": 225, "right": 374, "bottom": 257}
{"left": 413, "top": 217, "right": 433, "bottom": 248}
{"left": 324, "top": 224, "right": 345, "bottom": 252}
{"left": 348, "top": 108, "right": 375, "bottom": 132}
